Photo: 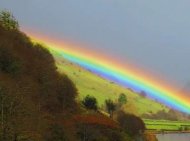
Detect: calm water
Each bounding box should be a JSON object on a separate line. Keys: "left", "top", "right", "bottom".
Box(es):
{"left": 156, "top": 133, "right": 190, "bottom": 141}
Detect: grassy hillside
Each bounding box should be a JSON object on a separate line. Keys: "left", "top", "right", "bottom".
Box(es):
{"left": 49, "top": 49, "right": 169, "bottom": 116}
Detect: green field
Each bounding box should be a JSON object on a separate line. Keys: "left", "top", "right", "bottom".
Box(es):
{"left": 48, "top": 49, "right": 168, "bottom": 116}
{"left": 144, "top": 119, "right": 190, "bottom": 131}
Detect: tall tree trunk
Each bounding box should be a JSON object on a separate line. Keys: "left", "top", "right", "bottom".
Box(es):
{"left": 1, "top": 97, "right": 4, "bottom": 136}
{"left": 14, "top": 133, "right": 18, "bottom": 141}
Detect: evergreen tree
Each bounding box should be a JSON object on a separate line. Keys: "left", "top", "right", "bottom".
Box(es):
{"left": 82, "top": 95, "right": 98, "bottom": 111}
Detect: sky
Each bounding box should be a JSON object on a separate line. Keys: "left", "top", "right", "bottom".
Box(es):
{"left": 1, "top": 0, "right": 190, "bottom": 90}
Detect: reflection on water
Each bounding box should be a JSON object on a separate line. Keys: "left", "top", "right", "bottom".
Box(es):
{"left": 156, "top": 133, "right": 190, "bottom": 141}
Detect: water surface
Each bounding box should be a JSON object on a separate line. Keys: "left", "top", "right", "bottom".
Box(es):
{"left": 156, "top": 133, "right": 190, "bottom": 141}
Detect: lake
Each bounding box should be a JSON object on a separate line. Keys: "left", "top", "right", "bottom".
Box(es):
{"left": 156, "top": 133, "right": 190, "bottom": 141}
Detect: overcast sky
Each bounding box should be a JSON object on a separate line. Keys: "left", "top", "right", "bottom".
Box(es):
{"left": 1, "top": 0, "right": 190, "bottom": 89}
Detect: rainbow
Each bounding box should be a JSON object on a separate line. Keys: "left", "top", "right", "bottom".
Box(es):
{"left": 26, "top": 30, "right": 190, "bottom": 114}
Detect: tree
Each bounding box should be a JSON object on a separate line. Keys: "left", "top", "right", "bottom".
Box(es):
{"left": 105, "top": 99, "right": 116, "bottom": 118}
{"left": 0, "top": 10, "right": 19, "bottom": 30}
{"left": 118, "top": 93, "right": 127, "bottom": 106}
{"left": 117, "top": 111, "right": 145, "bottom": 137}
{"left": 82, "top": 95, "right": 98, "bottom": 111}
{"left": 140, "top": 91, "right": 147, "bottom": 98}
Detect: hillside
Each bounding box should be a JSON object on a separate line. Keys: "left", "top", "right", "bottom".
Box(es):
{"left": 0, "top": 11, "right": 152, "bottom": 141}
{"left": 49, "top": 49, "right": 169, "bottom": 116}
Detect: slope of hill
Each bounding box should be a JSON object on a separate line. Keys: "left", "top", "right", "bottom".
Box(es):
{"left": 50, "top": 50, "right": 169, "bottom": 116}
{"left": 0, "top": 17, "right": 132, "bottom": 141}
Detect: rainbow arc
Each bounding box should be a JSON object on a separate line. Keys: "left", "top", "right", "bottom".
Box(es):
{"left": 27, "top": 31, "right": 190, "bottom": 114}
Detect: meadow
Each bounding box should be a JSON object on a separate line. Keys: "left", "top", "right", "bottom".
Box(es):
{"left": 144, "top": 119, "right": 190, "bottom": 131}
